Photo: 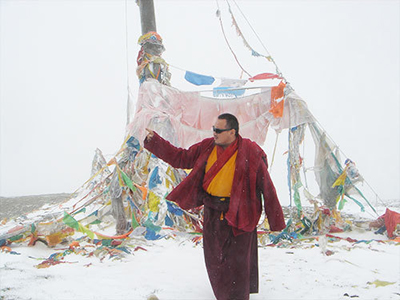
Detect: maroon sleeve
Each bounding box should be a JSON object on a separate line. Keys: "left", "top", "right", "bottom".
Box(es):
{"left": 257, "top": 153, "right": 286, "bottom": 231}
{"left": 144, "top": 132, "right": 203, "bottom": 169}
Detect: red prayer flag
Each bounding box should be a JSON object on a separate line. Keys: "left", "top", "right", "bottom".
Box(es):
{"left": 249, "top": 73, "right": 281, "bottom": 82}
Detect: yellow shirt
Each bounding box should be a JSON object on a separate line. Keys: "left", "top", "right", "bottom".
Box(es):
{"left": 205, "top": 146, "right": 237, "bottom": 197}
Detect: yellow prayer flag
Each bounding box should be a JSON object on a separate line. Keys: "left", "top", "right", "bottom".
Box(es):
{"left": 332, "top": 166, "right": 349, "bottom": 188}
{"left": 148, "top": 191, "right": 160, "bottom": 212}
{"left": 368, "top": 280, "right": 395, "bottom": 287}
{"left": 78, "top": 223, "right": 95, "bottom": 239}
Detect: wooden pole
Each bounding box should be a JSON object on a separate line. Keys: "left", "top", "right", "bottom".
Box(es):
{"left": 136, "top": 0, "right": 167, "bottom": 86}
{"left": 138, "top": 0, "right": 157, "bottom": 34}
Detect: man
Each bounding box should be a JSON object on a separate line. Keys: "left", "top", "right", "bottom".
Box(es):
{"left": 144, "top": 113, "right": 285, "bottom": 300}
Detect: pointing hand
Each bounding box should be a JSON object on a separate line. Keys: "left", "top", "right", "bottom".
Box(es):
{"left": 145, "top": 128, "right": 154, "bottom": 141}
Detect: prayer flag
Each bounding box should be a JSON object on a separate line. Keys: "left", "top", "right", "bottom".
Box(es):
{"left": 332, "top": 167, "right": 348, "bottom": 188}
{"left": 120, "top": 168, "right": 136, "bottom": 192}
{"left": 184, "top": 71, "right": 215, "bottom": 86}
{"left": 269, "top": 99, "right": 284, "bottom": 118}
{"left": 213, "top": 87, "right": 245, "bottom": 97}
{"left": 63, "top": 212, "right": 80, "bottom": 230}
{"left": 148, "top": 191, "right": 161, "bottom": 212}
{"left": 249, "top": 73, "right": 281, "bottom": 82}
{"left": 149, "top": 166, "right": 162, "bottom": 189}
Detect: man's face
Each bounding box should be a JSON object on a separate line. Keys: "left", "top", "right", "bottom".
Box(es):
{"left": 213, "top": 119, "right": 236, "bottom": 148}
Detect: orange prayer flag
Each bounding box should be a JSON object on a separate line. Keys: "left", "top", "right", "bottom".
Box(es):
{"left": 107, "top": 158, "right": 117, "bottom": 166}
{"left": 269, "top": 99, "right": 285, "bottom": 118}
{"left": 271, "top": 81, "right": 286, "bottom": 100}
{"left": 133, "top": 183, "right": 148, "bottom": 200}
{"left": 69, "top": 241, "right": 80, "bottom": 249}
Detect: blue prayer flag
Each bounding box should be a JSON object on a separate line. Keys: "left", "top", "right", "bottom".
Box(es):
{"left": 184, "top": 71, "right": 215, "bottom": 86}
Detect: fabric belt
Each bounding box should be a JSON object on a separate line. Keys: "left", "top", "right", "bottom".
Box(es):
{"left": 203, "top": 194, "right": 230, "bottom": 213}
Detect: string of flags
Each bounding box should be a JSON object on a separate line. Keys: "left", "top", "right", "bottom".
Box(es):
{"left": 183, "top": 69, "right": 282, "bottom": 86}
{"left": 180, "top": 67, "right": 282, "bottom": 97}
{"left": 136, "top": 31, "right": 283, "bottom": 96}
{"left": 225, "top": 1, "right": 284, "bottom": 78}
{"left": 135, "top": 2, "right": 286, "bottom": 96}
{"left": 156, "top": 1, "right": 285, "bottom": 94}
{"left": 227, "top": 4, "right": 270, "bottom": 60}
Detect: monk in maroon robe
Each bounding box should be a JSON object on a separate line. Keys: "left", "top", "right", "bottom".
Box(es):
{"left": 144, "top": 113, "right": 285, "bottom": 300}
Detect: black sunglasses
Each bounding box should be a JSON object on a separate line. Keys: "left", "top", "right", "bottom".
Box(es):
{"left": 212, "top": 126, "right": 232, "bottom": 134}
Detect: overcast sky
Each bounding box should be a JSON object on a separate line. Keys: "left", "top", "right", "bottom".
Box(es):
{"left": 0, "top": 0, "right": 399, "bottom": 206}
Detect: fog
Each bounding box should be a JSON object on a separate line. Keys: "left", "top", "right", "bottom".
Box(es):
{"left": 0, "top": 0, "right": 399, "bottom": 204}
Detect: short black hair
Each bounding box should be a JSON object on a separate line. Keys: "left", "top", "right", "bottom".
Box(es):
{"left": 218, "top": 113, "right": 239, "bottom": 137}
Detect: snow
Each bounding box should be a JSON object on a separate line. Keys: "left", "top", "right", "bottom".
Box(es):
{"left": 1, "top": 221, "right": 399, "bottom": 300}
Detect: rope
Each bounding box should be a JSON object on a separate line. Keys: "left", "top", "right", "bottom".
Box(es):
{"left": 229, "top": 0, "right": 285, "bottom": 81}
{"left": 269, "top": 131, "right": 280, "bottom": 173}
{"left": 168, "top": 63, "right": 233, "bottom": 83}
{"left": 125, "top": 0, "right": 132, "bottom": 125}
{"left": 124, "top": 0, "right": 130, "bottom": 89}
{"left": 287, "top": 118, "right": 293, "bottom": 210}
{"left": 215, "top": 0, "right": 252, "bottom": 78}
{"left": 363, "top": 180, "right": 389, "bottom": 208}
{"left": 167, "top": 63, "right": 280, "bottom": 94}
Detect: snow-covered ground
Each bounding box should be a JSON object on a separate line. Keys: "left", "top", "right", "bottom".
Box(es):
{"left": 1, "top": 208, "right": 399, "bottom": 300}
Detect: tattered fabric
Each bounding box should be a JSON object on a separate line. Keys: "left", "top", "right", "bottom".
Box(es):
{"left": 128, "top": 79, "right": 314, "bottom": 150}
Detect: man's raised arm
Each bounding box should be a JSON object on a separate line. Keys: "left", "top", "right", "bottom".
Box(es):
{"left": 143, "top": 130, "right": 204, "bottom": 170}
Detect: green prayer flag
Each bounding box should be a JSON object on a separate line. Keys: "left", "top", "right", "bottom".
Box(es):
{"left": 338, "top": 197, "right": 347, "bottom": 210}
{"left": 89, "top": 219, "right": 102, "bottom": 225}
{"left": 63, "top": 212, "right": 80, "bottom": 230}
{"left": 131, "top": 213, "right": 140, "bottom": 229}
{"left": 346, "top": 195, "right": 365, "bottom": 212}
{"left": 9, "top": 234, "right": 23, "bottom": 242}
{"left": 63, "top": 212, "right": 95, "bottom": 239}
{"left": 293, "top": 182, "right": 302, "bottom": 215}
{"left": 120, "top": 169, "right": 136, "bottom": 192}
{"left": 102, "top": 239, "right": 112, "bottom": 246}
{"left": 143, "top": 219, "right": 161, "bottom": 232}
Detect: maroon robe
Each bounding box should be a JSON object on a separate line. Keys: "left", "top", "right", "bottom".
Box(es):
{"left": 144, "top": 132, "right": 285, "bottom": 300}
